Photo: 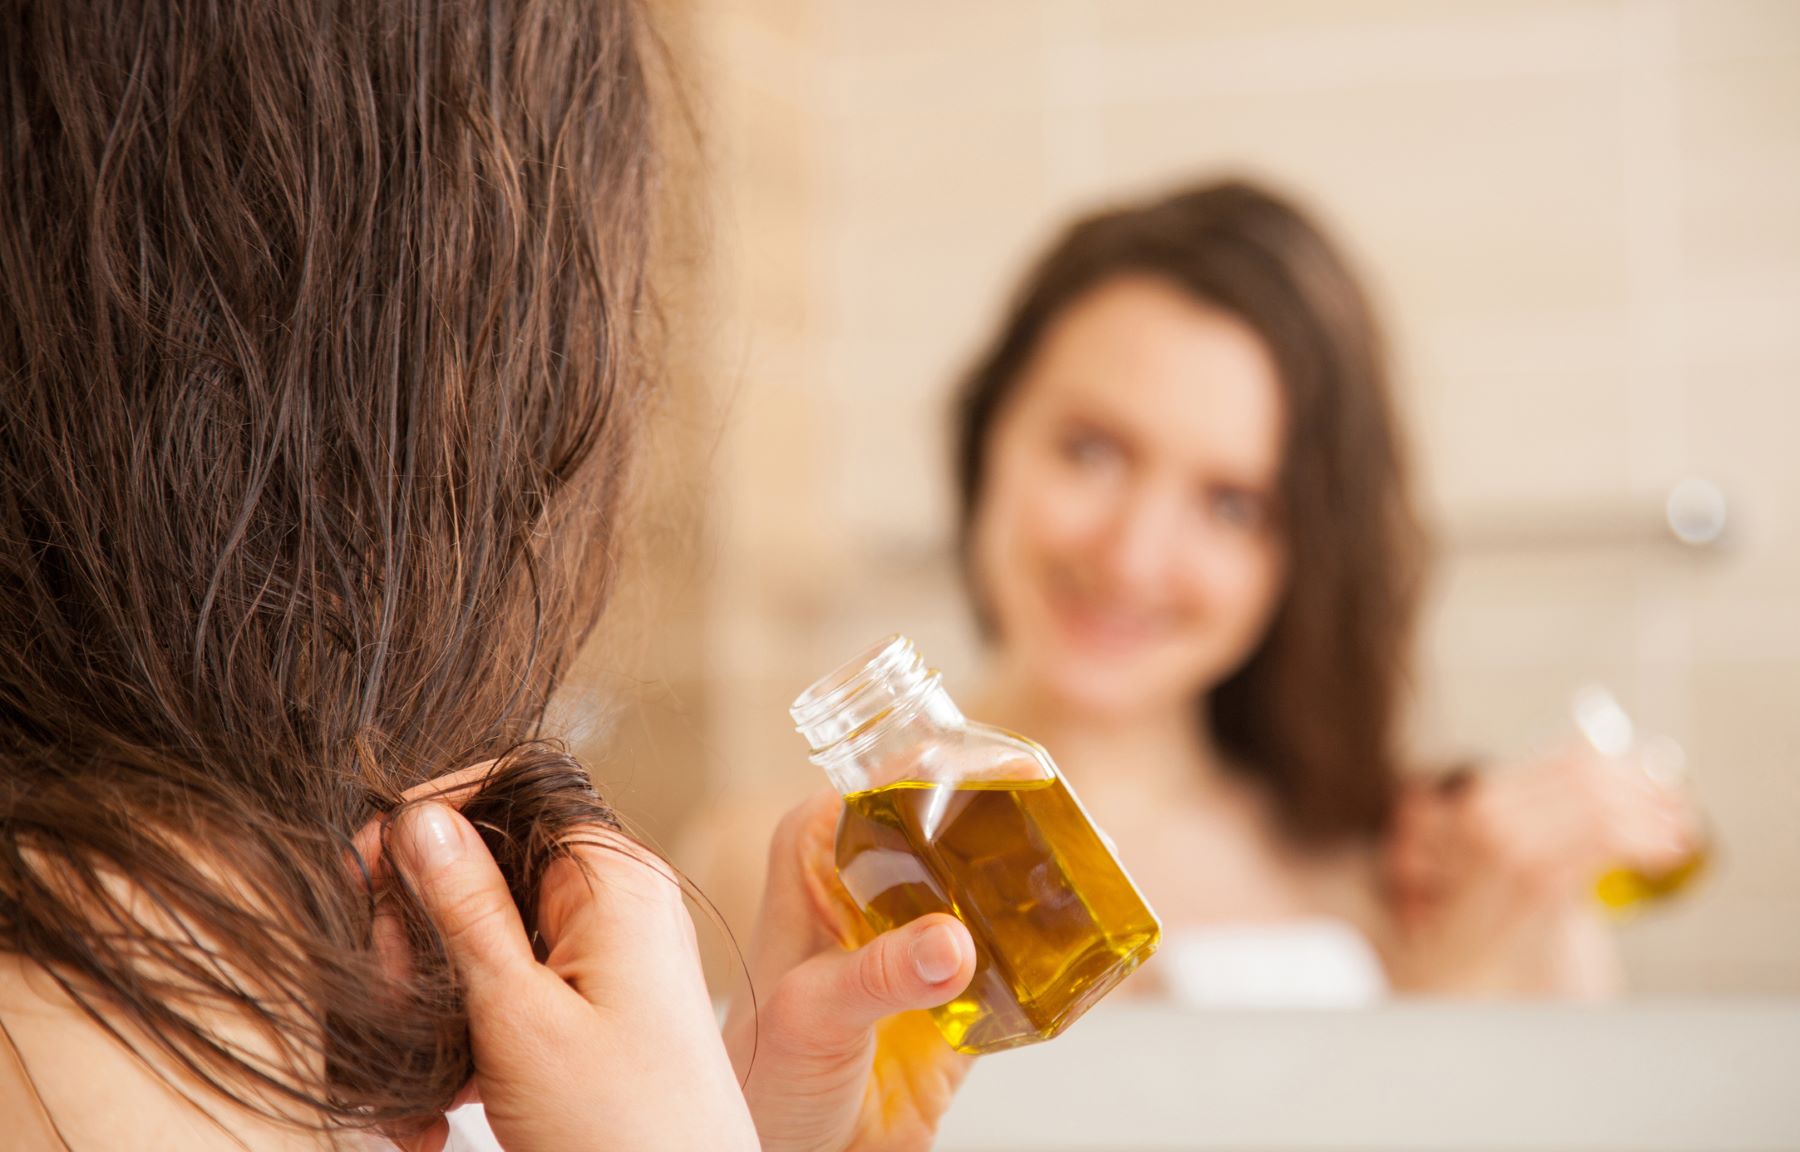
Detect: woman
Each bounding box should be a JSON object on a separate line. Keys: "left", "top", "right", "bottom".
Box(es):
{"left": 0, "top": 2, "right": 973, "bottom": 1149}
{"left": 953, "top": 179, "right": 1698, "bottom": 999}
{"left": 687, "top": 180, "right": 1696, "bottom": 1002}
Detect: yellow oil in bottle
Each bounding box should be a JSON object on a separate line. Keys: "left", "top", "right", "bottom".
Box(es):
{"left": 836, "top": 774, "right": 1160, "bottom": 1055}
{"left": 1594, "top": 844, "right": 1709, "bottom": 915}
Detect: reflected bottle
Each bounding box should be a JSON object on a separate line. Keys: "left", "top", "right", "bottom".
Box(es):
{"left": 1572, "top": 685, "right": 1711, "bottom": 915}
{"left": 791, "top": 635, "right": 1161, "bottom": 1055}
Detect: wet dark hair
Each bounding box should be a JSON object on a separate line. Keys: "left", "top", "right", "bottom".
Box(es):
{"left": 1, "top": 0, "right": 655, "bottom": 1139}
{"left": 955, "top": 179, "right": 1427, "bottom": 845}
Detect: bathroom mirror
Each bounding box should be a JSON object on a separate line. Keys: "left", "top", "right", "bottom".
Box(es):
{"left": 582, "top": 0, "right": 1800, "bottom": 1009}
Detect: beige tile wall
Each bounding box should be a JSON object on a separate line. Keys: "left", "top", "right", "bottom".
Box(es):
{"left": 655, "top": 0, "right": 1800, "bottom": 993}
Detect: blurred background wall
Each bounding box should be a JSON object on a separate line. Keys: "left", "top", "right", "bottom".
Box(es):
{"left": 577, "top": 0, "right": 1800, "bottom": 995}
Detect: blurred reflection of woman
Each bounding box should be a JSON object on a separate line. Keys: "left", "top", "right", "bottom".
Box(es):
{"left": 686, "top": 178, "right": 1698, "bottom": 1004}
{"left": 951, "top": 178, "right": 1698, "bottom": 1001}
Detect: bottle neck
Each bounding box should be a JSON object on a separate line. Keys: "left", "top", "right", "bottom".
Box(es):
{"left": 813, "top": 680, "right": 965, "bottom": 795}
{"left": 790, "top": 635, "right": 967, "bottom": 795}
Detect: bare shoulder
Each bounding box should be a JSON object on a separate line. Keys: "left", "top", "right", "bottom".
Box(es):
{"left": 0, "top": 952, "right": 329, "bottom": 1151}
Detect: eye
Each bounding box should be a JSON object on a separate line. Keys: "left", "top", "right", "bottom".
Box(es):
{"left": 1208, "top": 485, "right": 1272, "bottom": 531}
{"left": 1058, "top": 428, "right": 1124, "bottom": 471}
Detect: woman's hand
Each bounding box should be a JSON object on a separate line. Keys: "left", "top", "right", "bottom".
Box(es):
{"left": 1386, "top": 747, "right": 1699, "bottom": 996}
{"left": 380, "top": 786, "right": 759, "bottom": 1152}
{"left": 722, "top": 790, "right": 978, "bottom": 1152}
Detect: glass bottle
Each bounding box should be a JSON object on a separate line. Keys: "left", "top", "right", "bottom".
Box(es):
{"left": 1572, "top": 685, "right": 1711, "bottom": 914}
{"left": 790, "top": 635, "right": 1161, "bottom": 1055}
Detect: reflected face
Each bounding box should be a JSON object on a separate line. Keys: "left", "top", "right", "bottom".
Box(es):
{"left": 971, "top": 276, "right": 1289, "bottom": 720}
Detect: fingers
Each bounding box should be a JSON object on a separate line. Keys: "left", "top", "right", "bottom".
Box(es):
{"left": 1386, "top": 785, "right": 1460, "bottom": 927}
{"left": 1493, "top": 750, "right": 1691, "bottom": 875}
{"left": 349, "top": 759, "right": 501, "bottom": 882}
{"left": 371, "top": 904, "right": 413, "bottom": 990}
{"left": 403, "top": 760, "right": 503, "bottom": 804}
{"left": 389, "top": 802, "right": 541, "bottom": 1008}
{"left": 1388, "top": 783, "right": 1457, "bottom": 887}
{"left": 1442, "top": 762, "right": 1602, "bottom": 901}
{"left": 534, "top": 831, "right": 703, "bottom": 998}
{"left": 1400, "top": 751, "right": 1698, "bottom": 913}
{"left": 747, "top": 791, "right": 864, "bottom": 987}
{"left": 1594, "top": 756, "right": 1696, "bottom": 871}
{"left": 762, "top": 914, "right": 975, "bottom": 1060}
{"left": 389, "top": 806, "right": 757, "bottom": 1151}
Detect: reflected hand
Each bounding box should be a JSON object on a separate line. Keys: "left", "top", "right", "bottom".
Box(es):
{"left": 1387, "top": 748, "right": 1699, "bottom": 995}
{"left": 722, "top": 790, "right": 978, "bottom": 1152}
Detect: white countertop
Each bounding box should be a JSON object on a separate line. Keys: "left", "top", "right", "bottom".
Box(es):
{"left": 936, "top": 1001, "right": 1800, "bottom": 1151}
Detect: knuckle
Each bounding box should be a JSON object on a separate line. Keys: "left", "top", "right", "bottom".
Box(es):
{"left": 771, "top": 802, "right": 812, "bottom": 852}
{"left": 855, "top": 940, "right": 902, "bottom": 1006}
{"left": 769, "top": 791, "right": 838, "bottom": 871}
{"left": 428, "top": 874, "right": 517, "bottom": 952}
{"left": 562, "top": 845, "right": 701, "bottom": 954}
{"left": 569, "top": 837, "right": 687, "bottom": 910}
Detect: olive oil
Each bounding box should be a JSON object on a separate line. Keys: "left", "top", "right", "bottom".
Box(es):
{"left": 837, "top": 775, "right": 1160, "bottom": 1055}
{"left": 792, "top": 635, "right": 1160, "bottom": 1054}
{"left": 1595, "top": 845, "right": 1709, "bottom": 915}
{"left": 1571, "top": 686, "right": 1711, "bottom": 917}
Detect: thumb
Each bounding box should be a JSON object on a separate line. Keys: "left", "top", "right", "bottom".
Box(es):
{"left": 390, "top": 802, "right": 540, "bottom": 1007}
{"left": 767, "top": 914, "right": 976, "bottom": 1057}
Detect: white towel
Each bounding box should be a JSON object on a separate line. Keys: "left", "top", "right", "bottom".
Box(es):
{"left": 1158, "top": 919, "right": 1388, "bottom": 1007}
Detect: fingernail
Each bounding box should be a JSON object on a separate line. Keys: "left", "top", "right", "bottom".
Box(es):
{"left": 912, "top": 921, "right": 964, "bottom": 985}
{"left": 399, "top": 802, "right": 466, "bottom": 873}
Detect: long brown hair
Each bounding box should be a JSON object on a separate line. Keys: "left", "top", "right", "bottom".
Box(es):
{"left": 955, "top": 179, "right": 1426, "bottom": 845}
{"left": 1, "top": 0, "right": 656, "bottom": 1139}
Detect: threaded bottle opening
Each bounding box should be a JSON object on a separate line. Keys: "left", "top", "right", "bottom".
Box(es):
{"left": 791, "top": 634, "right": 937, "bottom": 754}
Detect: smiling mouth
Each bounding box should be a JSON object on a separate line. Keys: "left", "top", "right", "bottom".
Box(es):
{"left": 1043, "top": 574, "right": 1169, "bottom": 653}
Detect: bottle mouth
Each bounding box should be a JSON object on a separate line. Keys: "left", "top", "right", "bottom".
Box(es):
{"left": 790, "top": 634, "right": 932, "bottom": 753}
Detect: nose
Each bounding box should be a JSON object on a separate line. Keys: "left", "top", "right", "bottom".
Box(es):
{"left": 1094, "top": 483, "right": 1181, "bottom": 598}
